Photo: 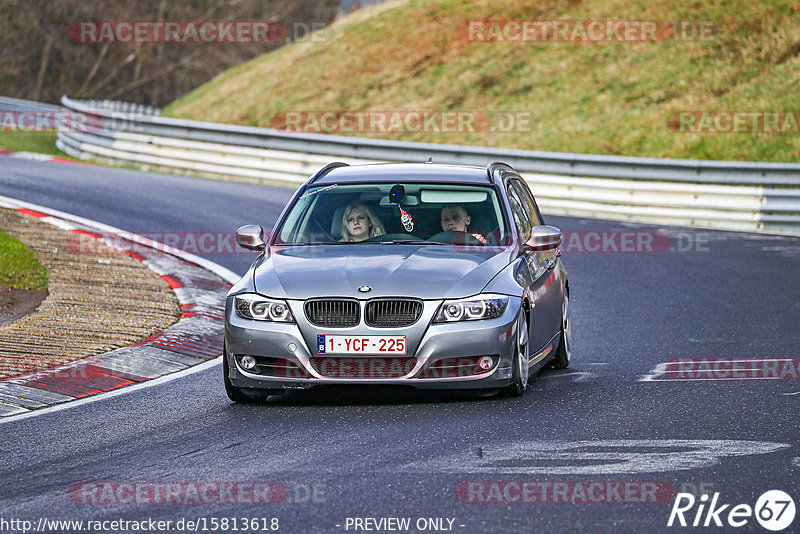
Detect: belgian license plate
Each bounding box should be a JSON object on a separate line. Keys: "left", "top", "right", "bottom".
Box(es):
{"left": 317, "top": 335, "right": 406, "bottom": 355}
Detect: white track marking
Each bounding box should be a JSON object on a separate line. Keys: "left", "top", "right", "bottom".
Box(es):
{"left": 539, "top": 371, "right": 599, "bottom": 382}
{"left": 639, "top": 358, "right": 800, "bottom": 382}
{"left": 639, "top": 362, "right": 668, "bottom": 382}
{"left": 0, "top": 358, "right": 220, "bottom": 425}
{"left": 7, "top": 151, "right": 60, "bottom": 162}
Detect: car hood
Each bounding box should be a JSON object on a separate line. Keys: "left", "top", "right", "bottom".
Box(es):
{"left": 253, "top": 245, "right": 514, "bottom": 300}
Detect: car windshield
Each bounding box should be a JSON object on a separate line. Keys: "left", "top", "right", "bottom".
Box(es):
{"left": 275, "top": 182, "right": 509, "bottom": 246}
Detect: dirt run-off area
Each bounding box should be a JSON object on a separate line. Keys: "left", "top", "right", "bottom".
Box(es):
{"left": 0, "top": 208, "right": 181, "bottom": 378}
{"left": 0, "top": 286, "right": 48, "bottom": 327}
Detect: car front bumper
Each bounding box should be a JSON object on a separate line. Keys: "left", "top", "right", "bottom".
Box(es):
{"left": 225, "top": 297, "right": 521, "bottom": 390}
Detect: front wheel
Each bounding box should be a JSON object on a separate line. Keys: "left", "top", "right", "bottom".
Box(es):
{"left": 504, "top": 309, "right": 530, "bottom": 396}
{"left": 548, "top": 292, "right": 571, "bottom": 369}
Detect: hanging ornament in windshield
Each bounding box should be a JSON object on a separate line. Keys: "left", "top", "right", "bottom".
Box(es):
{"left": 399, "top": 206, "right": 414, "bottom": 232}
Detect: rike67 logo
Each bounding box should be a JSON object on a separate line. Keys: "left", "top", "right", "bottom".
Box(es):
{"left": 668, "top": 490, "right": 796, "bottom": 531}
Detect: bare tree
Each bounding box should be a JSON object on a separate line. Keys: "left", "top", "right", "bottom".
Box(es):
{"left": 0, "top": 0, "right": 340, "bottom": 107}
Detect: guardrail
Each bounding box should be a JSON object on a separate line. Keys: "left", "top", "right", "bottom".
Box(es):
{"left": 62, "top": 98, "right": 161, "bottom": 116}
{"left": 0, "top": 96, "right": 62, "bottom": 112}
{"left": 56, "top": 96, "right": 800, "bottom": 235}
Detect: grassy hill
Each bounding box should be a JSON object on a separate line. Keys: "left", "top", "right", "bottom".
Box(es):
{"left": 165, "top": 0, "right": 800, "bottom": 162}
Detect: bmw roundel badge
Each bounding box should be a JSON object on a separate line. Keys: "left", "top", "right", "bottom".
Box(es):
{"left": 358, "top": 285, "right": 372, "bottom": 293}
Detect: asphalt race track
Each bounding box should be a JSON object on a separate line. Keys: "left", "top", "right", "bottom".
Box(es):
{"left": 1, "top": 157, "right": 799, "bottom": 533}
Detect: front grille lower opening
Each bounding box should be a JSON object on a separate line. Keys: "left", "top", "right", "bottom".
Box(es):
{"left": 310, "top": 357, "right": 417, "bottom": 378}
{"left": 252, "top": 355, "right": 310, "bottom": 378}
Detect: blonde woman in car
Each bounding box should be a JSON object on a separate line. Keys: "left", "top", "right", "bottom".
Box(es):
{"left": 340, "top": 201, "right": 386, "bottom": 242}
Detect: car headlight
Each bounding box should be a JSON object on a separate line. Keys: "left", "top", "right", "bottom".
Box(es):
{"left": 434, "top": 294, "right": 509, "bottom": 323}
{"left": 234, "top": 293, "right": 294, "bottom": 322}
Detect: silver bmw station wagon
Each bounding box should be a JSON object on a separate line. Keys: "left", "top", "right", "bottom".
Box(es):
{"left": 223, "top": 162, "right": 571, "bottom": 401}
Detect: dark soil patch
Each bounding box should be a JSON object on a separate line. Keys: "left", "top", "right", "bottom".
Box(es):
{"left": 0, "top": 286, "right": 48, "bottom": 327}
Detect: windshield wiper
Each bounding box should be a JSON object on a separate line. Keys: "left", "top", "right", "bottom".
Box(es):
{"left": 279, "top": 242, "right": 345, "bottom": 246}
{"left": 280, "top": 240, "right": 447, "bottom": 246}
{"left": 381, "top": 239, "right": 447, "bottom": 245}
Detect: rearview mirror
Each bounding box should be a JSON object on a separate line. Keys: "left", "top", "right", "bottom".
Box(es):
{"left": 523, "top": 225, "right": 562, "bottom": 252}
{"left": 235, "top": 224, "right": 266, "bottom": 251}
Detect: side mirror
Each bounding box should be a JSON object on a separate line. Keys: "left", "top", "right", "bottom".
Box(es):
{"left": 523, "top": 225, "right": 562, "bottom": 252}
{"left": 235, "top": 224, "right": 266, "bottom": 251}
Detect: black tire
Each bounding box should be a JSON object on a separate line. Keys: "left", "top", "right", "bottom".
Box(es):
{"left": 222, "top": 344, "right": 279, "bottom": 403}
{"left": 504, "top": 310, "right": 530, "bottom": 397}
{"left": 548, "top": 292, "right": 571, "bottom": 370}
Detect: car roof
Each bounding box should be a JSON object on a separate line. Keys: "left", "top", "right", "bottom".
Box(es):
{"left": 311, "top": 163, "right": 493, "bottom": 185}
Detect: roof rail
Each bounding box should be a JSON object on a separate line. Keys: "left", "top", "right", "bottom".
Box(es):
{"left": 486, "top": 161, "right": 513, "bottom": 184}
{"left": 308, "top": 162, "right": 349, "bottom": 184}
